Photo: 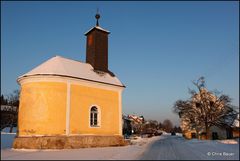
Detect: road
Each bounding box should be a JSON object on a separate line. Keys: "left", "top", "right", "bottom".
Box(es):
{"left": 138, "top": 134, "right": 239, "bottom": 160}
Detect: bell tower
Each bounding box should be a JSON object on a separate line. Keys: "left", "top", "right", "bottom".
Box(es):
{"left": 85, "top": 12, "right": 110, "bottom": 72}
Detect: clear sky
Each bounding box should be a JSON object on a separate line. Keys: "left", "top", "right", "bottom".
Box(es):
{"left": 1, "top": 1, "right": 239, "bottom": 126}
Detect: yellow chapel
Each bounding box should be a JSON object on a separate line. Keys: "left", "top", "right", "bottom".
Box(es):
{"left": 13, "top": 13, "right": 126, "bottom": 149}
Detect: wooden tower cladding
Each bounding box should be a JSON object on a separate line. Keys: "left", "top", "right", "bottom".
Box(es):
{"left": 85, "top": 13, "right": 110, "bottom": 72}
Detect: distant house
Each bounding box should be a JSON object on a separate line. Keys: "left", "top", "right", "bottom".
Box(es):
{"left": 1, "top": 105, "right": 18, "bottom": 112}
{"left": 128, "top": 114, "right": 144, "bottom": 124}
{"left": 181, "top": 124, "right": 239, "bottom": 140}
{"left": 122, "top": 115, "right": 132, "bottom": 137}
{"left": 232, "top": 114, "right": 240, "bottom": 138}
{"left": 127, "top": 114, "right": 144, "bottom": 134}
{"left": 122, "top": 114, "right": 145, "bottom": 136}
{"left": 180, "top": 88, "right": 239, "bottom": 140}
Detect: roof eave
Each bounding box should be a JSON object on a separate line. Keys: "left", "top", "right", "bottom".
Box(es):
{"left": 17, "top": 74, "right": 126, "bottom": 88}
{"left": 84, "top": 26, "right": 110, "bottom": 36}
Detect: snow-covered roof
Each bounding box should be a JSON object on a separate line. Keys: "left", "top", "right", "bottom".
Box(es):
{"left": 128, "top": 115, "right": 144, "bottom": 124}
{"left": 233, "top": 114, "right": 239, "bottom": 127}
{"left": 84, "top": 26, "right": 110, "bottom": 35}
{"left": 18, "top": 56, "right": 125, "bottom": 87}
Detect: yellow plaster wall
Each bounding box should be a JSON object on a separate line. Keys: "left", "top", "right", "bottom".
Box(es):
{"left": 18, "top": 82, "right": 67, "bottom": 136}
{"left": 70, "top": 84, "right": 120, "bottom": 135}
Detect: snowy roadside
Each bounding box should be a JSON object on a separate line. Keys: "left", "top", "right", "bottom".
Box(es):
{"left": 184, "top": 137, "right": 239, "bottom": 160}
{"left": 2, "top": 130, "right": 239, "bottom": 160}
{"left": 1, "top": 127, "right": 17, "bottom": 149}
{"left": 1, "top": 131, "right": 162, "bottom": 160}
{"left": 139, "top": 135, "right": 239, "bottom": 160}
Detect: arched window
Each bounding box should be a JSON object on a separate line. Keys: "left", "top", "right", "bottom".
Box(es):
{"left": 90, "top": 106, "right": 98, "bottom": 126}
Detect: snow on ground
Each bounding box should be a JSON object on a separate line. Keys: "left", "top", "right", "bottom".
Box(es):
{"left": 128, "top": 135, "right": 161, "bottom": 146}
{"left": 176, "top": 133, "right": 183, "bottom": 136}
{"left": 1, "top": 127, "right": 17, "bottom": 134}
{"left": 1, "top": 127, "right": 17, "bottom": 149}
{"left": 139, "top": 135, "right": 239, "bottom": 160}
{"left": 1, "top": 132, "right": 161, "bottom": 160}
{"left": 184, "top": 137, "right": 239, "bottom": 160}
{"left": 1, "top": 133, "right": 16, "bottom": 149}
{"left": 217, "top": 139, "right": 239, "bottom": 144}
{"left": 1, "top": 131, "right": 239, "bottom": 160}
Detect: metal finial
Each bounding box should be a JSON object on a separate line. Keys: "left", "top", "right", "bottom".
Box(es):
{"left": 95, "top": 8, "right": 100, "bottom": 26}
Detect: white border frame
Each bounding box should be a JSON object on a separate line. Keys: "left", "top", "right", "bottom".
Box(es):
{"left": 89, "top": 105, "right": 101, "bottom": 128}
{"left": 66, "top": 82, "right": 71, "bottom": 135}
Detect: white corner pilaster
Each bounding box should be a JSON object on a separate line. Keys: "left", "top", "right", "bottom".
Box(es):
{"left": 66, "top": 82, "right": 71, "bottom": 135}
{"left": 119, "top": 90, "right": 123, "bottom": 135}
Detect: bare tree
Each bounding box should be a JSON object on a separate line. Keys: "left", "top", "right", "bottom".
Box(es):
{"left": 7, "top": 90, "right": 20, "bottom": 106}
{"left": 162, "top": 119, "right": 173, "bottom": 133}
{"left": 172, "top": 126, "right": 182, "bottom": 133}
{"left": 158, "top": 122, "right": 163, "bottom": 130}
{"left": 141, "top": 119, "right": 159, "bottom": 136}
{"left": 1, "top": 95, "right": 8, "bottom": 105}
{"left": 173, "top": 77, "right": 238, "bottom": 139}
{"left": 1, "top": 90, "right": 20, "bottom": 132}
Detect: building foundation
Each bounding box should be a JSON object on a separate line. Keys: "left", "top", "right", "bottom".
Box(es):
{"left": 13, "top": 135, "right": 127, "bottom": 149}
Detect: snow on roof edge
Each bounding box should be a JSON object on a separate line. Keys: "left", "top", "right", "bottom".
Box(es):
{"left": 84, "top": 26, "right": 110, "bottom": 35}
{"left": 17, "top": 55, "right": 125, "bottom": 88}
{"left": 18, "top": 73, "right": 126, "bottom": 88}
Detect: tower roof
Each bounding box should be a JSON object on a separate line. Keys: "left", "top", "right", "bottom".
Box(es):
{"left": 84, "top": 12, "right": 110, "bottom": 35}
{"left": 84, "top": 26, "right": 110, "bottom": 35}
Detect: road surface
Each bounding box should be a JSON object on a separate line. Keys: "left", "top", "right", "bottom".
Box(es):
{"left": 139, "top": 134, "right": 239, "bottom": 160}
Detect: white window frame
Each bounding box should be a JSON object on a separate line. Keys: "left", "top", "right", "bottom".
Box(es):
{"left": 89, "top": 105, "right": 101, "bottom": 128}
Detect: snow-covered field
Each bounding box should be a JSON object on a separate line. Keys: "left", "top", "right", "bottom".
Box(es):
{"left": 1, "top": 130, "right": 239, "bottom": 160}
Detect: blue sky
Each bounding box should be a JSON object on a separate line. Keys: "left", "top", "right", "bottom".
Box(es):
{"left": 1, "top": 1, "right": 239, "bottom": 125}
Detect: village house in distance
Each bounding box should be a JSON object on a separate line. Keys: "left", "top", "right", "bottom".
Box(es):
{"left": 13, "top": 13, "right": 126, "bottom": 149}
{"left": 180, "top": 88, "right": 239, "bottom": 140}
